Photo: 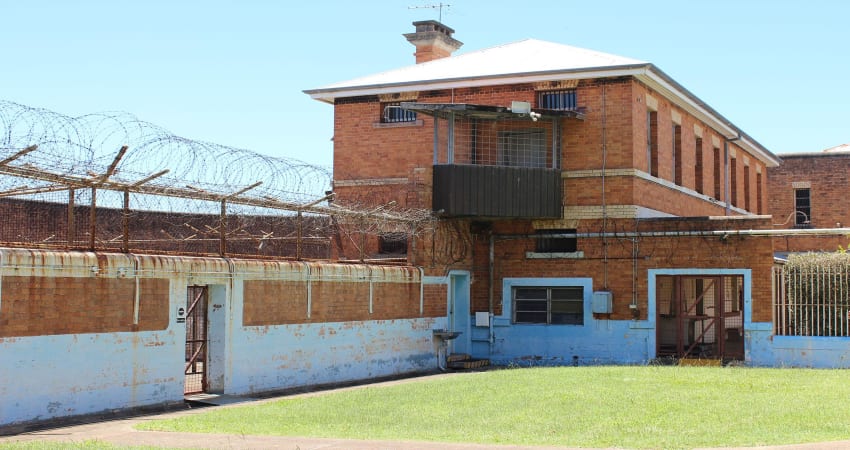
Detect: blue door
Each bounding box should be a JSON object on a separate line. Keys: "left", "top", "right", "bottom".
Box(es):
{"left": 449, "top": 271, "right": 471, "bottom": 354}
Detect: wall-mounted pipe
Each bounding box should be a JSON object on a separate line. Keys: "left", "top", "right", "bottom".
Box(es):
{"left": 489, "top": 232, "right": 495, "bottom": 347}
{"left": 418, "top": 266, "right": 425, "bottom": 316}
{"left": 132, "top": 254, "right": 141, "bottom": 325}
{"left": 494, "top": 227, "right": 850, "bottom": 240}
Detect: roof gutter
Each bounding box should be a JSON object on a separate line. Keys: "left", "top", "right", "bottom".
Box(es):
{"left": 303, "top": 64, "right": 651, "bottom": 104}
{"left": 638, "top": 65, "right": 780, "bottom": 168}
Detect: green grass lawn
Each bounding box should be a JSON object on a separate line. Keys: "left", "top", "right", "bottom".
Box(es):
{"left": 138, "top": 366, "right": 850, "bottom": 448}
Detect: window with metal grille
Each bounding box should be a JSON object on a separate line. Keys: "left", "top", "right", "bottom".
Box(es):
{"left": 535, "top": 229, "right": 577, "bottom": 253}
{"left": 513, "top": 286, "right": 584, "bottom": 325}
{"left": 378, "top": 232, "right": 407, "bottom": 254}
{"left": 498, "top": 129, "right": 546, "bottom": 168}
{"left": 794, "top": 188, "right": 811, "bottom": 228}
{"left": 537, "top": 89, "right": 577, "bottom": 110}
{"left": 382, "top": 102, "right": 417, "bottom": 123}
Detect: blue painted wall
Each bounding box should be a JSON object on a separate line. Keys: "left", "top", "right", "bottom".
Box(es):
{"left": 0, "top": 250, "right": 444, "bottom": 428}
{"left": 227, "top": 318, "right": 443, "bottom": 394}
{"left": 747, "top": 324, "right": 850, "bottom": 368}
{"left": 467, "top": 277, "right": 654, "bottom": 365}
{"left": 0, "top": 331, "right": 183, "bottom": 426}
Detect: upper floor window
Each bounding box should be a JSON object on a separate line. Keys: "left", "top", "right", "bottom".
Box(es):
{"left": 513, "top": 286, "right": 584, "bottom": 325}
{"left": 381, "top": 102, "right": 417, "bottom": 123}
{"left": 647, "top": 111, "right": 658, "bottom": 177}
{"left": 537, "top": 89, "right": 577, "bottom": 111}
{"left": 498, "top": 129, "right": 546, "bottom": 168}
{"left": 694, "top": 137, "right": 704, "bottom": 194}
{"left": 713, "top": 146, "right": 722, "bottom": 199}
{"left": 673, "top": 124, "right": 682, "bottom": 185}
{"left": 794, "top": 188, "right": 811, "bottom": 228}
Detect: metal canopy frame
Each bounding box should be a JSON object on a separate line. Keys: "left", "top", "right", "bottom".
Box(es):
{"left": 399, "top": 102, "right": 585, "bottom": 121}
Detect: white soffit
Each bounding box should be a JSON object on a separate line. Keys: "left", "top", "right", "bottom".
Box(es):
{"left": 305, "top": 38, "right": 779, "bottom": 167}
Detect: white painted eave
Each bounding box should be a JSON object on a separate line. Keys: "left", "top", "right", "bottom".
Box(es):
{"left": 306, "top": 63, "right": 780, "bottom": 168}
{"left": 304, "top": 64, "right": 649, "bottom": 104}
{"left": 637, "top": 66, "right": 780, "bottom": 168}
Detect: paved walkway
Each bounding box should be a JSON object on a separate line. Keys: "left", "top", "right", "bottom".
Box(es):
{"left": 3, "top": 373, "right": 850, "bottom": 449}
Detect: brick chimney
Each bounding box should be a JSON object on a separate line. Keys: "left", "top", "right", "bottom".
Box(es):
{"left": 404, "top": 20, "right": 463, "bottom": 64}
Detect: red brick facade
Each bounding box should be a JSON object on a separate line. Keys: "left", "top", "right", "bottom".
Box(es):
{"left": 316, "top": 25, "right": 781, "bottom": 332}
{"left": 768, "top": 152, "right": 850, "bottom": 253}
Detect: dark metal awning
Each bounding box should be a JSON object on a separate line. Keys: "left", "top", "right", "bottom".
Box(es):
{"left": 399, "top": 102, "right": 585, "bottom": 121}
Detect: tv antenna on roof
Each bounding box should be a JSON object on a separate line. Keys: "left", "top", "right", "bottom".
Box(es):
{"left": 408, "top": 2, "right": 451, "bottom": 22}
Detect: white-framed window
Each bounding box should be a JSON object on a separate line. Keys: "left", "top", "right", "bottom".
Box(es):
{"left": 794, "top": 188, "right": 811, "bottom": 228}
{"left": 382, "top": 102, "right": 417, "bottom": 123}
{"left": 513, "top": 286, "right": 584, "bottom": 325}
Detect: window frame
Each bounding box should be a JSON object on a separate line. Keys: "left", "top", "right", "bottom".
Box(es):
{"left": 378, "top": 232, "right": 408, "bottom": 255}
{"left": 512, "top": 285, "right": 585, "bottom": 325}
{"left": 534, "top": 228, "right": 577, "bottom": 253}
{"left": 647, "top": 110, "right": 658, "bottom": 177}
{"left": 537, "top": 89, "right": 577, "bottom": 111}
{"left": 497, "top": 128, "right": 547, "bottom": 168}
{"left": 381, "top": 102, "right": 417, "bottom": 124}
{"left": 794, "top": 188, "right": 812, "bottom": 228}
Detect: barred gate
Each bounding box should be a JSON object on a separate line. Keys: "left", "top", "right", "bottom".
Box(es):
{"left": 184, "top": 286, "right": 209, "bottom": 394}
{"left": 773, "top": 264, "right": 850, "bottom": 337}
{"left": 656, "top": 275, "right": 744, "bottom": 360}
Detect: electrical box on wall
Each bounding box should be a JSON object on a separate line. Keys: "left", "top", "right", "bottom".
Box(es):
{"left": 591, "top": 291, "right": 613, "bottom": 314}
{"left": 475, "top": 311, "right": 490, "bottom": 327}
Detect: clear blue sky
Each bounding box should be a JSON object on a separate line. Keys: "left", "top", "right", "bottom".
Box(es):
{"left": 3, "top": 1, "right": 847, "bottom": 168}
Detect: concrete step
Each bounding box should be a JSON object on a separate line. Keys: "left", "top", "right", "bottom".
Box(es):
{"left": 448, "top": 358, "right": 490, "bottom": 369}
{"left": 447, "top": 353, "right": 472, "bottom": 363}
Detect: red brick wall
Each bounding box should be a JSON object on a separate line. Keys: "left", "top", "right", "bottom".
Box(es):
{"left": 242, "top": 266, "right": 438, "bottom": 326}
{"left": 0, "top": 277, "right": 169, "bottom": 337}
{"left": 467, "top": 217, "right": 774, "bottom": 323}
{"left": 332, "top": 78, "right": 767, "bottom": 219}
{"left": 768, "top": 153, "right": 850, "bottom": 252}
{"left": 0, "top": 198, "right": 332, "bottom": 259}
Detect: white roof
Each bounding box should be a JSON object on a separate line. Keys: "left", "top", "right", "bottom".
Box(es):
{"left": 310, "top": 39, "right": 646, "bottom": 93}
{"left": 823, "top": 143, "right": 850, "bottom": 153}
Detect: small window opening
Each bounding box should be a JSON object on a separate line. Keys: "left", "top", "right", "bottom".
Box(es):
{"left": 382, "top": 102, "right": 417, "bottom": 123}
{"left": 535, "top": 229, "right": 577, "bottom": 253}
{"left": 379, "top": 232, "right": 408, "bottom": 254}
{"left": 537, "top": 90, "right": 577, "bottom": 111}
{"left": 794, "top": 188, "right": 811, "bottom": 228}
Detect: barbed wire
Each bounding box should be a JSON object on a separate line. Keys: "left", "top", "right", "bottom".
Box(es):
{"left": 0, "top": 100, "right": 435, "bottom": 260}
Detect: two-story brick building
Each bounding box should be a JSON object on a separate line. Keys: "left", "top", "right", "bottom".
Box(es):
{"left": 306, "top": 20, "right": 788, "bottom": 365}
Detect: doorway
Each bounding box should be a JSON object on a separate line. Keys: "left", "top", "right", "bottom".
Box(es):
{"left": 656, "top": 275, "right": 744, "bottom": 361}
{"left": 448, "top": 271, "right": 471, "bottom": 355}
{"left": 184, "top": 285, "right": 209, "bottom": 394}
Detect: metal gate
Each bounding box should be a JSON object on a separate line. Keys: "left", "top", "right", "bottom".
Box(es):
{"left": 656, "top": 275, "right": 744, "bottom": 361}
{"left": 184, "top": 286, "right": 208, "bottom": 395}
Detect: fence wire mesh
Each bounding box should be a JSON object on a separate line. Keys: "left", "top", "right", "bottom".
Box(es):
{"left": 427, "top": 112, "right": 561, "bottom": 169}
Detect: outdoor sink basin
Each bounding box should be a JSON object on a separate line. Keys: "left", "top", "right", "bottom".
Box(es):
{"left": 433, "top": 329, "right": 462, "bottom": 340}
